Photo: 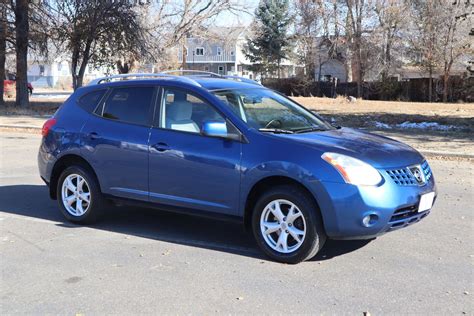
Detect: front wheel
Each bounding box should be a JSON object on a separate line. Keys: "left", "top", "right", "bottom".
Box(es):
{"left": 252, "top": 185, "right": 326, "bottom": 264}
{"left": 57, "top": 165, "right": 105, "bottom": 224}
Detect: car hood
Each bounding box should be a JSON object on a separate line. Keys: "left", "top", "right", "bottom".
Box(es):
{"left": 280, "top": 128, "right": 424, "bottom": 168}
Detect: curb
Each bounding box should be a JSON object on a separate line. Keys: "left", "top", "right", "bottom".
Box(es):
{"left": 0, "top": 124, "right": 41, "bottom": 130}
{"left": 1, "top": 124, "right": 473, "bottom": 159}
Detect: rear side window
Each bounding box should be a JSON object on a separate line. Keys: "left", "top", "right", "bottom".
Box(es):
{"left": 78, "top": 89, "right": 106, "bottom": 113}
{"left": 102, "top": 87, "right": 155, "bottom": 126}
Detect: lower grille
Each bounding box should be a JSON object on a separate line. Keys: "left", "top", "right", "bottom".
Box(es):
{"left": 388, "top": 204, "right": 430, "bottom": 231}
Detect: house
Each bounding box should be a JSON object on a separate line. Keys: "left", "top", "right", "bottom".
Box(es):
{"left": 26, "top": 58, "right": 108, "bottom": 89}
{"left": 177, "top": 27, "right": 301, "bottom": 80}
{"left": 312, "top": 36, "right": 349, "bottom": 83}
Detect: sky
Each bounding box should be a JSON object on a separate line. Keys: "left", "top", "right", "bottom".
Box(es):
{"left": 213, "top": 0, "right": 259, "bottom": 27}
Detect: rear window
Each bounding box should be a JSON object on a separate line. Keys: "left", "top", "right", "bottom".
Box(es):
{"left": 101, "top": 87, "right": 154, "bottom": 126}
{"left": 78, "top": 89, "right": 107, "bottom": 113}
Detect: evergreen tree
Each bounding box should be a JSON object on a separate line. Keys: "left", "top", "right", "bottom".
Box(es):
{"left": 244, "top": 0, "right": 293, "bottom": 79}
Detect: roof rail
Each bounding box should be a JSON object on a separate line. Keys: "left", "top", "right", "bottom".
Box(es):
{"left": 222, "top": 75, "right": 261, "bottom": 86}
{"left": 162, "top": 69, "right": 261, "bottom": 86}
{"left": 160, "top": 70, "right": 221, "bottom": 77}
{"left": 87, "top": 73, "right": 201, "bottom": 86}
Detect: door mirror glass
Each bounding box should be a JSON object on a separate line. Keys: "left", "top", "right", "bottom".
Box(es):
{"left": 201, "top": 121, "right": 242, "bottom": 141}
{"left": 201, "top": 121, "right": 227, "bottom": 138}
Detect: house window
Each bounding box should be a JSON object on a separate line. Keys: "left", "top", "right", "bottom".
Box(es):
{"left": 230, "top": 51, "right": 234, "bottom": 56}
{"left": 39, "top": 65, "right": 45, "bottom": 76}
{"left": 218, "top": 66, "right": 224, "bottom": 75}
{"left": 204, "top": 66, "right": 209, "bottom": 71}
{"left": 196, "top": 47, "right": 204, "bottom": 56}
{"left": 217, "top": 47, "right": 222, "bottom": 56}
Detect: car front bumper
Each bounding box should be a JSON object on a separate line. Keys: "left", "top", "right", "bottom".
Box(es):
{"left": 312, "top": 172, "right": 437, "bottom": 240}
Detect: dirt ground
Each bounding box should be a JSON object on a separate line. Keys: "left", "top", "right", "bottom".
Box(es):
{"left": 293, "top": 97, "right": 474, "bottom": 133}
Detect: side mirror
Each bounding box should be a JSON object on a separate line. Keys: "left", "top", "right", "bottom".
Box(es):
{"left": 201, "top": 121, "right": 242, "bottom": 142}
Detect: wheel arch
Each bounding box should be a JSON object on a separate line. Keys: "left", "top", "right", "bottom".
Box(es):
{"left": 243, "top": 175, "right": 325, "bottom": 232}
{"left": 49, "top": 154, "right": 100, "bottom": 200}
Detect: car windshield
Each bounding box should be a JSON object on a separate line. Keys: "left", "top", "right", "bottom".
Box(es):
{"left": 212, "top": 88, "right": 333, "bottom": 133}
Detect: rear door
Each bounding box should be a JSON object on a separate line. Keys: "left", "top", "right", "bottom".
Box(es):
{"left": 81, "top": 85, "right": 157, "bottom": 201}
{"left": 148, "top": 87, "right": 242, "bottom": 215}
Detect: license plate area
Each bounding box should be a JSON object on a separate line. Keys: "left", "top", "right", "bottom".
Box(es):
{"left": 418, "top": 192, "right": 435, "bottom": 212}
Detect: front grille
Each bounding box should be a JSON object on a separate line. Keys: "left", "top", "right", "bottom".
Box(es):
{"left": 385, "top": 168, "right": 417, "bottom": 185}
{"left": 385, "top": 160, "right": 432, "bottom": 186}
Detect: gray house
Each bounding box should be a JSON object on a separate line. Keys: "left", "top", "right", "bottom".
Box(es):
{"left": 177, "top": 27, "right": 300, "bottom": 80}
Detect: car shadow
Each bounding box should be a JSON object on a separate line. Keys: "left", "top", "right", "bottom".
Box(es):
{"left": 0, "top": 184, "right": 372, "bottom": 262}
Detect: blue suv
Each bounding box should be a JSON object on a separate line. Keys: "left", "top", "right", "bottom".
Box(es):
{"left": 38, "top": 72, "right": 437, "bottom": 263}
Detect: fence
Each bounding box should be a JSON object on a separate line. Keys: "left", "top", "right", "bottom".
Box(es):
{"left": 262, "top": 77, "right": 474, "bottom": 102}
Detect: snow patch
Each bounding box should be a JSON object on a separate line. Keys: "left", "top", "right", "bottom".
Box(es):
{"left": 374, "top": 121, "right": 458, "bottom": 131}
{"left": 374, "top": 122, "right": 392, "bottom": 129}
{"left": 396, "top": 121, "right": 457, "bottom": 131}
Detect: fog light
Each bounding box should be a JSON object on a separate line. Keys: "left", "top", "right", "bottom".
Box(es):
{"left": 362, "top": 214, "right": 379, "bottom": 227}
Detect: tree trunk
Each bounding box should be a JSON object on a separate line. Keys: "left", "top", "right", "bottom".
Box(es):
{"left": 14, "top": 0, "right": 29, "bottom": 107}
{"left": 442, "top": 73, "right": 449, "bottom": 103}
{"left": 428, "top": 66, "right": 433, "bottom": 102}
{"left": 0, "top": 0, "right": 6, "bottom": 106}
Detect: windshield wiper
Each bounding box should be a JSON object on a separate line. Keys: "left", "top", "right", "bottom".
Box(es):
{"left": 259, "top": 128, "right": 294, "bottom": 134}
{"left": 293, "top": 127, "right": 327, "bottom": 133}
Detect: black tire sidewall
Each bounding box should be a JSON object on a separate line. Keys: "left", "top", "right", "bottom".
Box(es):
{"left": 252, "top": 185, "right": 325, "bottom": 264}
{"left": 56, "top": 165, "right": 102, "bottom": 224}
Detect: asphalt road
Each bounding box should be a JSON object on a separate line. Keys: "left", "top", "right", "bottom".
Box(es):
{"left": 0, "top": 131, "right": 472, "bottom": 314}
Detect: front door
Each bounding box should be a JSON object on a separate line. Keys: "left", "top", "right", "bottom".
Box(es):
{"left": 148, "top": 87, "right": 242, "bottom": 215}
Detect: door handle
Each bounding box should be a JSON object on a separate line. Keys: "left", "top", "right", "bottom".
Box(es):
{"left": 88, "top": 132, "right": 99, "bottom": 140}
{"left": 152, "top": 142, "right": 170, "bottom": 152}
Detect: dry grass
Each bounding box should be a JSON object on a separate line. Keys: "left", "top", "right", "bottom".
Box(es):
{"left": 292, "top": 96, "right": 474, "bottom": 118}
{"left": 0, "top": 98, "right": 66, "bottom": 116}
{"left": 293, "top": 96, "right": 474, "bottom": 133}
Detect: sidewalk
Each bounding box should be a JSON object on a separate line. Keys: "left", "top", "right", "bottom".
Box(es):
{"left": 1, "top": 114, "right": 473, "bottom": 159}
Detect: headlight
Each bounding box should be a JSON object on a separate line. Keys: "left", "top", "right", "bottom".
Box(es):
{"left": 321, "top": 152, "right": 382, "bottom": 186}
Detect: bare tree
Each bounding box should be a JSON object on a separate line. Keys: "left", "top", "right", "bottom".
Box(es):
{"left": 14, "top": 0, "right": 29, "bottom": 107}
{"left": 0, "top": 0, "right": 7, "bottom": 105}
{"left": 438, "top": 1, "right": 471, "bottom": 102}
{"left": 294, "top": 0, "right": 322, "bottom": 78}
{"left": 344, "top": 0, "right": 372, "bottom": 98}
{"left": 373, "top": 0, "right": 406, "bottom": 81}
{"left": 146, "top": 0, "right": 250, "bottom": 71}
{"left": 409, "top": 0, "right": 472, "bottom": 102}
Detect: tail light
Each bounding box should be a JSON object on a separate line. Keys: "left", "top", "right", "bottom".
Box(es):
{"left": 41, "top": 118, "right": 57, "bottom": 137}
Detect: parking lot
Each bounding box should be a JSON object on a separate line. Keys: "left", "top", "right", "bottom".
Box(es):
{"left": 0, "top": 131, "right": 472, "bottom": 314}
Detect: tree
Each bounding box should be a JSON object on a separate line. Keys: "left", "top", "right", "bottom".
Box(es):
{"left": 294, "top": 0, "right": 322, "bottom": 78}
{"left": 244, "top": 0, "right": 293, "bottom": 78}
{"left": 437, "top": 1, "right": 471, "bottom": 102}
{"left": 409, "top": 0, "right": 471, "bottom": 102}
{"left": 344, "top": 0, "right": 372, "bottom": 98}
{"left": 13, "top": 0, "right": 29, "bottom": 107}
{"left": 0, "top": 0, "right": 7, "bottom": 106}
{"left": 47, "top": 1, "right": 147, "bottom": 89}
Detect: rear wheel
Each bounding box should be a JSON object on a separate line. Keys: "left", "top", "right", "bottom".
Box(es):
{"left": 57, "top": 165, "right": 105, "bottom": 224}
{"left": 252, "top": 185, "right": 326, "bottom": 264}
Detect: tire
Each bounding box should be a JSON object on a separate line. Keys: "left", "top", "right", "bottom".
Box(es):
{"left": 56, "top": 165, "right": 105, "bottom": 224}
{"left": 252, "top": 185, "right": 326, "bottom": 264}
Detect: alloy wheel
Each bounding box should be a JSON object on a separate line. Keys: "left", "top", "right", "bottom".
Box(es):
{"left": 259, "top": 199, "right": 306, "bottom": 253}
{"left": 61, "top": 173, "right": 91, "bottom": 216}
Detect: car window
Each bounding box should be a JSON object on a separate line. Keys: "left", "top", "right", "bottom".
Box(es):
{"left": 102, "top": 87, "right": 154, "bottom": 126}
{"left": 160, "top": 88, "right": 225, "bottom": 134}
{"left": 78, "top": 89, "right": 106, "bottom": 113}
{"left": 213, "top": 88, "right": 333, "bottom": 132}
